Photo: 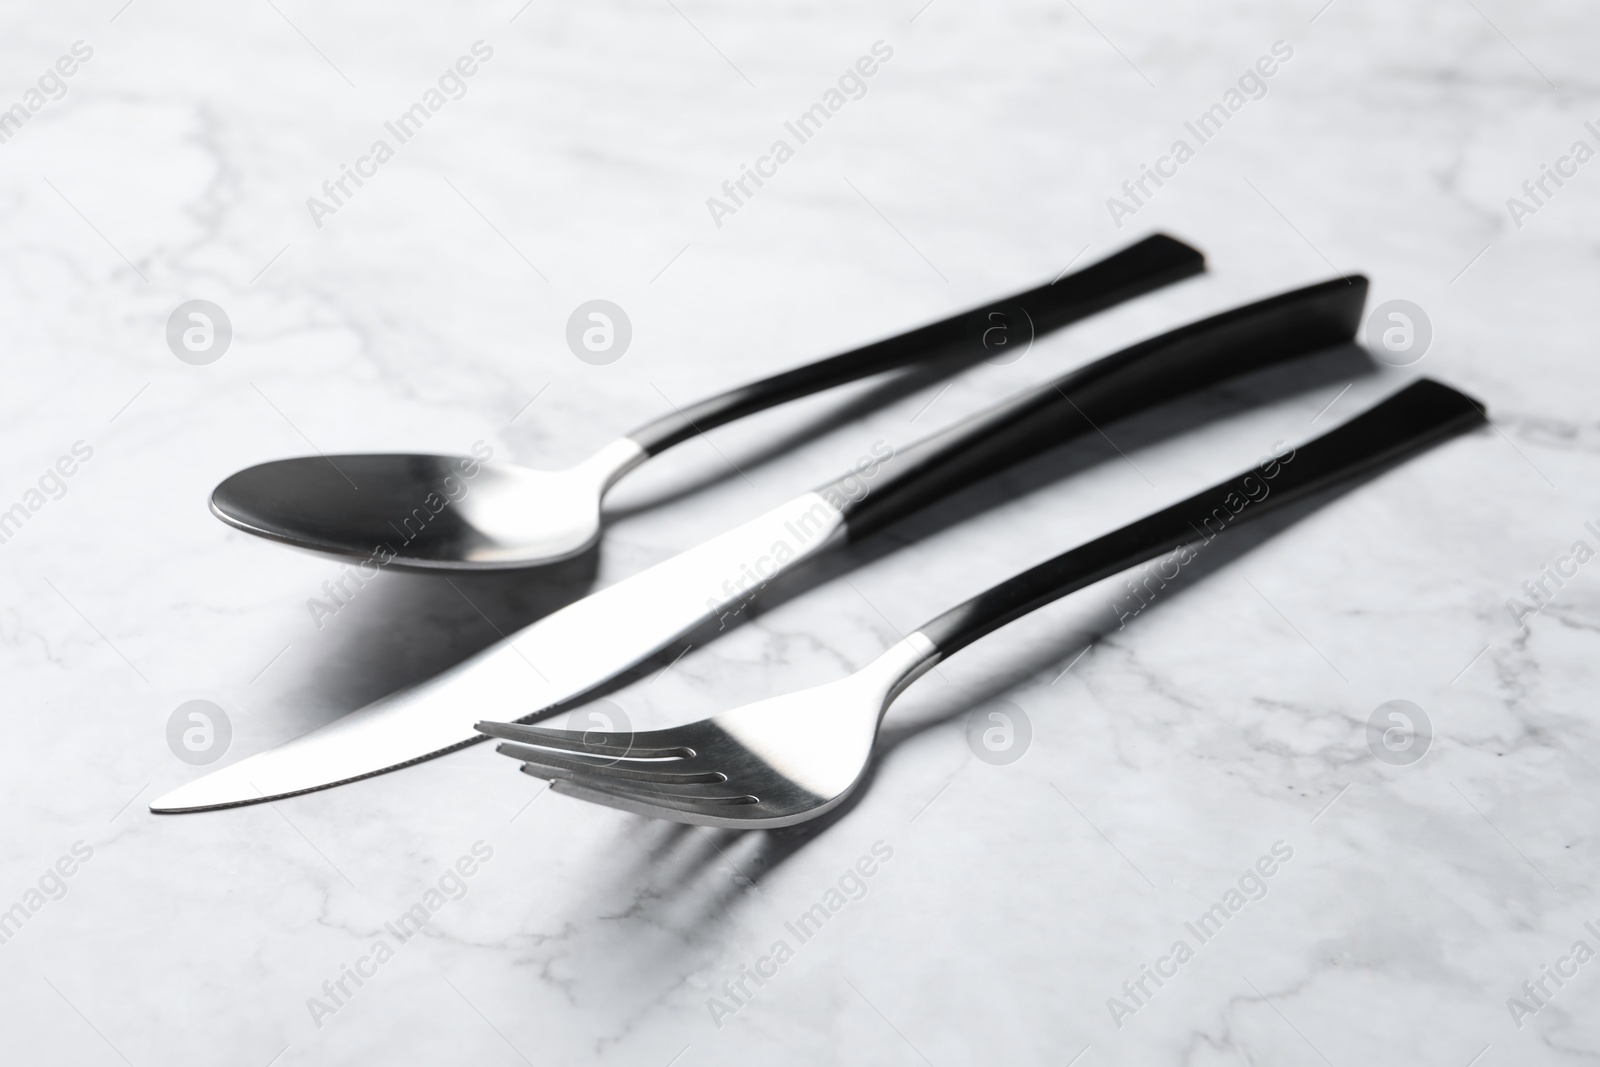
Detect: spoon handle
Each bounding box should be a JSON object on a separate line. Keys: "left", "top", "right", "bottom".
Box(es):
{"left": 827, "top": 275, "right": 1369, "bottom": 541}
{"left": 623, "top": 234, "right": 1203, "bottom": 455}
{"left": 913, "top": 378, "right": 1485, "bottom": 660}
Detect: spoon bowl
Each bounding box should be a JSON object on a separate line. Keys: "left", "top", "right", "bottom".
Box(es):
{"left": 209, "top": 440, "right": 643, "bottom": 569}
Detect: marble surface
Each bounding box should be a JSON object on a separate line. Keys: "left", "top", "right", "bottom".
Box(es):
{"left": 1, "top": 0, "right": 1597, "bottom": 1063}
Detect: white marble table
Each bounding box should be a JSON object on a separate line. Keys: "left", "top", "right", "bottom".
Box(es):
{"left": 1, "top": 1, "right": 1596, "bottom": 1063}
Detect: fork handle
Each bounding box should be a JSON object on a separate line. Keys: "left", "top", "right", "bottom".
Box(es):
{"left": 826, "top": 275, "right": 1370, "bottom": 541}
{"left": 913, "top": 378, "right": 1486, "bottom": 659}
{"left": 624, "top": 234, "right": 1203, "bottom": 455}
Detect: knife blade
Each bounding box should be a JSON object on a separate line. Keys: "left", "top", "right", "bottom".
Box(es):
{"left": 151, "top": 489, "right": 846, "bottom": 811}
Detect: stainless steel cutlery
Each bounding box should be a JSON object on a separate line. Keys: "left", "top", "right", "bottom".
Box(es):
{"left": 477, "top": 379, "right": 1486, "bottom": 828}
{"left": 153, "top": 272, "right": 1367, "bottom": 812}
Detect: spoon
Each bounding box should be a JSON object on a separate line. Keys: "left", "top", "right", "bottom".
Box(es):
{"left": 210, "top": 235, "right": 1201, "bottom": 569}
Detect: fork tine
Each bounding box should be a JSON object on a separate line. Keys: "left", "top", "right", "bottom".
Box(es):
{"left": 475, "top": 719, "right": 694, "bottom": 759}
{"left": 546, "top": 775, "right": 763, "bottom": 826}
{"left": 494, "top": 743, "right": 725, "bottom": 784}
{"left": 520, "top": 763, "right": 759, "bottom": 808}
{"left": 512, "top": 752, "right": 742, "bottom": 800}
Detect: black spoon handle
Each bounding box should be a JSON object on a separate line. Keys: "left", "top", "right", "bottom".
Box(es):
{"left": 623, "top": 234, "right": 1204, "bottom": 456}
{"left": 826, "top": 275, "right": 1370, "bottom": 541}
{"left": 915, "top": 378, "right": 1486, "bottom": 659}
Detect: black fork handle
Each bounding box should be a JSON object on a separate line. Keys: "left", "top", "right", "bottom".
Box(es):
{"left": 624, "top": 234, "right": 1204, "bottom": 455}
{"left": 915, "top": 378, "right": 1486, "bottom": 658}
{"left": 826, "top": 275, "right": 1370, "bottom": 541}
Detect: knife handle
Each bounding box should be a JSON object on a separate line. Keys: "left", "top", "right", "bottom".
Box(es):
{"left": 623, "top": 234, "right": 1204, "bottom": 456}
{"left": 825, "top": 275, "right": 1370, "bottom": 541}
{"left": 914, "top": 378, "right": 1486, "bottom": 658}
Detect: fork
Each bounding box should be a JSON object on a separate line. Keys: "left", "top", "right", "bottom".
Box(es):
{"left": 476, "top": 379, "right": 1485, "bottom": 828}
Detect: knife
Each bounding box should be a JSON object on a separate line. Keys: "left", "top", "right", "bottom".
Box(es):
{"left": 151, "top": 275, "right": 1368, "bottom": 812}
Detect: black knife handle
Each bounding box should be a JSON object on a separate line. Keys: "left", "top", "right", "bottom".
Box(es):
{"left": 623, "top": 234, "right": 1204, "bottom": 456}
{"left": 826, "top": 276, "right": 1370, "bottom": 541}
{"left": 914, "top": 378, "right": 1486, "bottom": 658}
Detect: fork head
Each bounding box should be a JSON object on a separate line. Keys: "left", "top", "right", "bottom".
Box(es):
{"left": 476, "top": 637, "right": 935, "bottom": 828}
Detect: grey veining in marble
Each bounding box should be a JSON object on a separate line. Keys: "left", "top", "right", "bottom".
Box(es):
{"left": 0, "top": 1, "right": 1597, "bottom": 1064}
